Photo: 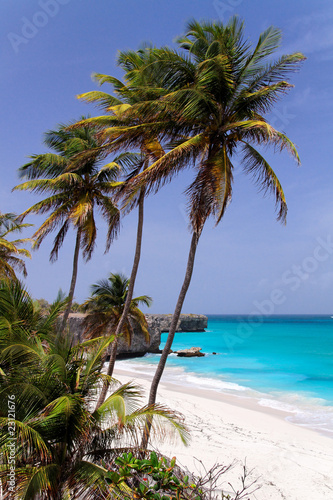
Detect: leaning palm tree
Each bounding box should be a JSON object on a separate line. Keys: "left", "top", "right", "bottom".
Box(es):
{"left": 0, "top": 281, "right": 188, "bottom": 499}
{"left": 0, "top": 212, "right": 32, "bottom": 280}
{"left": 116, "top": 18, "right": 304, "bottom": 446}
{"left": 76, "top": 52, "right": 165, "bottom": 406}
{"left": 83, "top": 272, "right": 152, "bottom": 400}
{"left": 13, "top": 122, "right": 123, "bottom": 331}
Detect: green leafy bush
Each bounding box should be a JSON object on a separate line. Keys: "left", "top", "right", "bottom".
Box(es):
{"left": 106, "top": 451, "right": 204, "bottom": 499}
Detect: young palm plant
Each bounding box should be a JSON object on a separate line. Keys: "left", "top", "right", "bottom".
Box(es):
{"left": 0, "top": 279, "right": 67, "bottom": 346}
{"left": 0, "top": 212, "right": 32, "bottom": 280}
{"left": 82, "top": 272, "right": 152, "bottom": 408}
{"left": 13, "top": 122, "right": 123, "bottom": 331}
{"left": 0, "top": 281, "right": 188, "bottom": 499}
{"left": 116, "top": 18, "right": 305, "bottom": 446}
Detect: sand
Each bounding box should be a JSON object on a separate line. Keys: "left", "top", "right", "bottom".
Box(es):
{"left": 113, "top": 366, "right": 333, "bottom": 500}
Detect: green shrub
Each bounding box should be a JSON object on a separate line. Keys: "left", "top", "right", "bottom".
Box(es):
{"left": 106, "top": 451, "right": 204, "bottom": 499}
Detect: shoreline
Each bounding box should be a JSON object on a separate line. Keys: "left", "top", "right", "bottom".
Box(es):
{"left": 115, "top": 356, "right": 333, "bottom": 439}
{"left": 113, "top": 364, "right": 333, "bottom": 500}
{"left": 115, "top": 364, "right": 297, "bottom": 422}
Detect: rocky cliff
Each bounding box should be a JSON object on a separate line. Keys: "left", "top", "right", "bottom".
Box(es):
{"left": 68, "top": 313, "right": 208, "bottom": 357}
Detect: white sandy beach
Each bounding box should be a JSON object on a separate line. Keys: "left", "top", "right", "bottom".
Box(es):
{"left": 113, "top": 366, "right": 333, "bottom": 500}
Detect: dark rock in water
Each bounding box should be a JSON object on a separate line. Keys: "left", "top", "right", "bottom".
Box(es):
{"left": 212, "top": 352, "right": 217, "bottom": 355}
{"left": 176, "top": 347, "right": 205, "bottom": 357}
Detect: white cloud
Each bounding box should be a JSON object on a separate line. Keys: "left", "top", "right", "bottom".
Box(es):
{"left": 283, "top": 8, "right": 333, "bottom": 58}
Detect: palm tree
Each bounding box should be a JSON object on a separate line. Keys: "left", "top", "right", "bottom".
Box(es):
{"left": 76, "top": 51, "right": 165, "bottom": 405}
{"left": 13, "top": 122, "right": 122, "bottom": 331}
{"left": 82, "top": 272, "right": 152, "bottom": 406}
{"left": 0, "top": 279, "right": 66, "bottom": 342}
{"left": 0, "top": 212, "right": 32, "bottom": 280}
{"left": 0, "top": 281, "right": 188, "bottom": 499}
{"left": 0, "top": 279, "right": 69, "bottom": 389}
{"left": 116, "top": 18, "right": 304, "bottom": 446}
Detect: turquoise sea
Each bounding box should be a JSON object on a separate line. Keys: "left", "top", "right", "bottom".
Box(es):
{"left": 118, "top": 315, "right": 333, "bottom": 436}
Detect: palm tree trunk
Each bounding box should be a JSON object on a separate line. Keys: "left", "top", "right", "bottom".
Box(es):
{"left": 141, "top": 230, "right": 201, "bottom": 449}
{"left": 96, "top": 190, "right": 145, "bottom": 408}
{"left": 95, "top": 337, "right": 118, "bottom": 409}
{"left": 60, "top": 227, "right": 81, "bottom": 333}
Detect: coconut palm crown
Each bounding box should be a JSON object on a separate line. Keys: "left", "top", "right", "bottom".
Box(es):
{"left": 118, "top": 19, "right": 305, "bottom": 231}
{"left": 83, "top": 272, "right": 152, "bottom": 410}
{"left": 83, "top": 272, "right": 151, "bottom": 345}
{"left": 13, "top": 121, "right": 125, "bottom": 329}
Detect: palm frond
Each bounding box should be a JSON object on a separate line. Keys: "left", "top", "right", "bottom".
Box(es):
{"left": 0, "top": 417, "right": 50, "bottom": 460}
{"left": 19, "top": 464, "right": 60, "bottom": 499}
{"left": 77, "top": 90, "right": 123, "bottom": 110}
{"left": 19, "top": 154, "right": 68, "bottom": 180}
{"left": 241, "top": 142, "right": 287, "bottom": 222}
{"left": 123, "top": 133, "right": 206, "bottom": 200}
{"left": 49, "top": 219, "right": 70, "bottom": 262}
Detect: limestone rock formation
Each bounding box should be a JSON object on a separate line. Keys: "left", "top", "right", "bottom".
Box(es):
{"left": 67, "top": 313, "right": 208, "bottom": 357}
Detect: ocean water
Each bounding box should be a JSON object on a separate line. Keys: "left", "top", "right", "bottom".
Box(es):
{"left": 117, "top": 315, "right": 333, "bottom": 436}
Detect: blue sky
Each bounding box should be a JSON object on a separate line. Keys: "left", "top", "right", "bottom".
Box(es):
{"left": 1, "top": 0, "right": 333, "bottom": 314}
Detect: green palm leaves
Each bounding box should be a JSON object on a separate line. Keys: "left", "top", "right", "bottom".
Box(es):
{"left": 15, "top": 123, "right": 121, "bottom": 260}
{"left": 0, "top": 213, "right": 32, "bottom": 280}
{"left": 13, "top": 122, "right": 123, "bottom": 329}
{"left": 118, "top": 19, "right": 304, "bottom": 232}
{"left": 0, "top": 281, "right": 188, "bottom": 499}
{"left": 7, "top": 16, "right": 304, "bottom": 456}
{"left": 83, "top": 272, "right": 152, "bottom": 345}
{"left": 83, "top": 273, "right": 152, "bottom": 410}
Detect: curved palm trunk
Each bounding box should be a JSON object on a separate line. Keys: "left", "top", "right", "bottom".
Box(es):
{"left": 60, "top": 228, "right": 81, "bottom": 333}
{"left": 141, "top": 230, "right": 200, "bottom": 449}
{"left": 95, "top": 337, "right": 118, "bottom": 408}
{"left": 96, "top": 190, "right": 145, "bottom": 408}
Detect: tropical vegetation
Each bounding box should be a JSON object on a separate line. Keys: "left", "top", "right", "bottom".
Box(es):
{"left": 1, "top": 15, "right": 304, "bottom": 498}
{"left": 76, "top": 52, "right": 166, "bottom": 406}
{"left": 13, "top": 122, "right": 123, "bottom": 331}
{"left": 0, "top": 212, "right": 32, "bottom": 280}
{"left": 75, "top": 18, "right": 304, "bottom": 446}
{"left": 0, "top": 280, "right": 188, "bottom": 499}
{"left": 138, "top": 18, "right": 304, "bottom": 442}
{"left": 82, "top": 272, "right": 152, "bottom": 407}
